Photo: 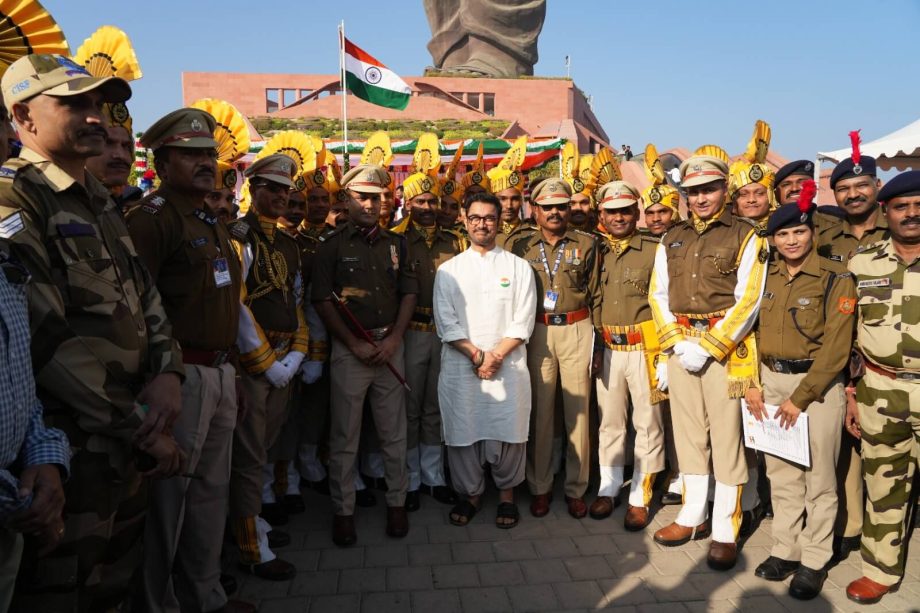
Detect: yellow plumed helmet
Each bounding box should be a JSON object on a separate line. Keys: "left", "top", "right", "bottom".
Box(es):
{"left": 461, "top": 141, "right": 490, "bottom": 192}
{"left": 361, "top": 131, "right": 394, "bottom": 190}
{"left": 728, "top": 119, "right": 776, "bottom": 207}
{"left": 561, "top": 142, "right": 588, "bottom": 195}
{"left": 190, "top": 98, "right": 250, "bottom": 190}
{"left": 487, "top": 135, "right": 527, "bottom": 193}
{"left": 322, "top": 149, "right": 346, "bottom": 202}
{"left": 588, "top": 148, "right": 621, "bottom": 194}
{"left": 73, "top": 25, "right": 141, "bottom": 135}
{"left": 0, "top": 0, "right": 69, "bottom": 75}
{"left": 641, "top": 143, "right": 681, "bottom": 216}
{"left": 403, "top": 132, "right": 441, "bottom": 201}
{"left": 440, "top": 142, "right": 465, "bottom": 202}
{"left": 300, "top": 136, "right": 330, "bottom": 193}
{"left": 578, "top": 154, "right": 594, "bottom": 183}
{"left": 239, "top": 131, "right": 313, "bottom": 213}
{"left": 694, "top": 144, "right": 730, "bottom": 164}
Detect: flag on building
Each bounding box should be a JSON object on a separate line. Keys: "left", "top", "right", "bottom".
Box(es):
{"left": 342, "top": 37, "right": 411, "bottom": 111}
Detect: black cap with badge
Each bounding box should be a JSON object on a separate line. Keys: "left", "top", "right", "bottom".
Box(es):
{"left": 830, "top": 130, "right": 876, "bottom": 189}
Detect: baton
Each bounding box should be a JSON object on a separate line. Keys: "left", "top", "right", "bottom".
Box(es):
{"left": 331, "top": 291, "right": 411, "bottom": 391}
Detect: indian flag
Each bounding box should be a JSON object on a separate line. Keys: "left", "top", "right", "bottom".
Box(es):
{"left": 342, "top": 37, "right": 411, "bottom": 111}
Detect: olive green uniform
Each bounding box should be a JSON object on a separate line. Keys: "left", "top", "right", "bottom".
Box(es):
{"left": 512, "top": 228, "right": 601, "bottom": 499}
{"left": 126, "top": 185, "right": 242, "bottom": 612}
{"left": 756, "top": 250, "right": 856, "bottom": 569}
{"left": 0, "top": 149, "right": 184, "bottom": 612}
{"left": 311, "top": 221, "right": 419, "bottom": 514}
{"left": 849, "top": 238, "right": 920, "bottom": 586}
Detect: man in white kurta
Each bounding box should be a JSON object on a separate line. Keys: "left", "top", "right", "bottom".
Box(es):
{"left": 433, "top": 194, "right": 537, "bottom": 527}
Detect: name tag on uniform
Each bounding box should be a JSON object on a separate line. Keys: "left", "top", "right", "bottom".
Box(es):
{"left": 190, "top": 237, "right": 208, "bottom": 248}
{"left": 829, "top": 254, "right": 843, "bottom": 262}
{"left": 669, "top": 241, "right": 682, "bottom": 248}
{"left": 857, "top": 278, "right": 890, "bottom": 288}
{"left": 56, "top": 222, "right": 96, "bottom": 237}
{"left": 543, "top": 290, "right": 559, "bottom": 311}
{"left": 212, "top": 257, "right": 232, "bottom": 288}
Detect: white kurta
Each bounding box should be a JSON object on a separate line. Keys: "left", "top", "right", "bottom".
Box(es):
{"left": 433, "top": 246, "right": 537, "bottom": 447}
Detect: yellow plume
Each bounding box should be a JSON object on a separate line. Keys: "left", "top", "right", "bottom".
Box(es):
{"left": 497, "top": 135, "right": 527, "bottom": 171}
{"left": 561, "top": 141, "right": 578, "bottom": 182}
{"left": 0, "top": 0, "right": 68, "bottom": 75}
{"left": 255, "top": 131, "right": 315, "bottom": 176}
{"left": 443, "top": 141, "right": 465, "bottom": 179}
{"left": 472, "top": 141, "right": 485, "bottom": 171}
{"left": 694, "top": 144, "right": 730, "bottom": 164}
{"left": 413, "top": 132, "right": 441, "bottom": 177}
{"left": 589, "top": 147, "right": 621, "bottom": 188}
{"left": 190, "top": 98, "right": 250, "bottom": 163}
{"left": 643, "top": 143, "right": 666, "bottom": 186}
{"left": 73, "top": 25, "right": 142, "bottom": 81}
{"left": 742, "top": 119, "right": 771, "bottom": 164}
{"left": 578, "top": 154, "right": 594, "bottom": 182}
{"left": 361, "top": 131, "right": 393, "bottom": 167}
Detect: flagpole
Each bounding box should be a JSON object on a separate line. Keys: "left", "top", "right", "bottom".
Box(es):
{"left": 339, "top": 20, "right": 350, "bottom": 171}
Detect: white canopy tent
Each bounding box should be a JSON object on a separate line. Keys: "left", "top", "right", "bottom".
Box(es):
{"left": 818, "top": 119, "right": 920, "bottom": 170}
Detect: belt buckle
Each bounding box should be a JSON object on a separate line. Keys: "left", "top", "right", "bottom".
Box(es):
{"left": 212, "top": 350, "right": 228, "bottom": 367}
{"left": 773, "top": 359, "right": 786, "bottom": 374}
{"left": 692, "top": 320, "right": 709, "bottom": 333}
{"left": 611, "top": 333, "right": 624, "bottom": 345}
{"left": 547, "top": 314, "right": 565, "bottom": 325}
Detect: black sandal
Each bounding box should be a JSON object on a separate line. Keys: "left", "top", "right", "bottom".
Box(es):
{"left": 449, "top": 500, "right": 480, "bottom": 526}
{"left": 495, "top": 502, "right": 520, "bottom": 529}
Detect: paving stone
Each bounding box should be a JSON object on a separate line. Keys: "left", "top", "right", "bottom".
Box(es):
{"left": 385, "top": 565, "right": 432, "bottom": 591}
{"left": 259, "top": 597, "right": 311, "bottom": 613}
{"left": 685, "top": 573, "right": 746, "bottom": 601}
{"left": 520, "top": 558, "right": 570, "bottom": 584}
{"left": 641, "top": 574, "right": 706, "bottom": 602}
{"left": 467, "top": 522, "right": 513, "bottom": 542}
{"left": 290, "top": 570, "right": 340, "bottom": 596}
{"left": 533, "top": 536, "right": 579, "bottom": 558}
{"left": 309, "top": 594, "right": 360, "bottom": 613}
{"left": 359, "top": 591, "right": 411, "bottom": 613}
{"left": 411, "top": 588, "right": 462, "bottom": 612}
{"left": 553, "top": 580, "right": 607, "bottom": 609}
{"left": 728, "top": 595, "right": 788, "bottom": 613}
{"left": 493, "top": 539, "right": 539, "bottom": 561}
{"left": 318, "top": 546, "right": 364, "bottom": 570}
{"left": 565, "top": 555, "right": 616, "bottom": 580}
{"left": 283, "top": 549, "right": 321, "bottom": 571}
{"left": 428, "top": 524, "right": 471, "bottom": 544}
{"left": 432, "top": 563, "right": 480, "bottom": 588}
{"left": 363, "top": 544, "right": 408, "bottom": 568}
{"left": 508, "top": 520, "right": 551, "bottom": 540}
{"left": 451, "top": 541, "right": 496, "bottom": 563}
{"left": 478, "top": 561, "right": 525, "bottom": 586}
{"left": 337, "top": 567, "right": 386, "bottom": 593}
{"left": 458, "top": 586, "right": 512, "bottom": 612}
{"left": 604, "top": 552, "right": 657, "bottom": 579}
{"left": 596, "top": 577, "right": 657, "bottom": 606}
{"left": 238, "top": 576, "right": 293, "bottom": 601}
{"left": 635, "top": 604, "right": 689, "bottom": 613}
{"left": 571, "top": 533, "right": 619, "bottom": 556}
{"left": 647, "top": 551, "right": 698, "bottom": 576}
{"left": 682, "top": 600, "right": 737, "bottom": 613}
{"left": 408, "top": 543, "right": 451, "bottom": 566}
{"left": 506, "top": 583, "right": 561, "bottom": 611}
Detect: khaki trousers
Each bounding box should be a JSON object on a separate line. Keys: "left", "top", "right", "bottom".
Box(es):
{"left": 230, "top": 371, "right": 293, "bottom": 520}
{"left": 526, "top": 319, "right": 593, "bottom": 498}
{"left": 668, "top": 354, "right": 747, "bottom": 486}
{"left": 329, "top": 337, "right": 408, "bottom": 515}
{"left": 404, "top": 328, "right": 443, "bottom": 448}
{"left": 762, "top": 368, "right": 845, "bottom": 569}
{"left": 596, "top": 348, "right": 665, "bottom": 473}
{"left": 142, "top": 363, "right": 237, "bottom": 613}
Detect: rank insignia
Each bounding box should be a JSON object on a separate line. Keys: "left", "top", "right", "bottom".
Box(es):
{"left": 758, "top": 248, "right": 769, "bottom": 263}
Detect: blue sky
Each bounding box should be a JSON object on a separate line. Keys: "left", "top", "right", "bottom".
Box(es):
{"left": 44, "top": 0, "right": 919, "bottom": 161}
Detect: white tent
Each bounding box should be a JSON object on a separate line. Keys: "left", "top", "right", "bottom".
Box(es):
{"left": 818, "top": 119, "right": 920, "bottom": 170}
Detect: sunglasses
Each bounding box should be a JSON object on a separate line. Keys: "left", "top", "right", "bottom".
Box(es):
{"left": 537, "top": 203, "right": 569, "bottom": 212}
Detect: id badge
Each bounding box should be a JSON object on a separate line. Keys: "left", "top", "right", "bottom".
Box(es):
{"left": 543, "top": 290, "right": 559, "bottom": 311}
{"left": 212, "top": 257, "right": 232, "bottom": 288}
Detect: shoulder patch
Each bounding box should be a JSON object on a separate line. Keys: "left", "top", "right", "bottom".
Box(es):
{"left": 140, "top": 195, "right": 166, "bottom": 216}
{"left": 0, "top": 211, "right": 24, "bottom": 239}
{"left": 229, "top": 220, "right": 250, "bottom": 241}
{"left": 838, "top": 296, "right": 856, "bottom": 315}
{"left": 0, "top": 159, "right": 31, "bottom": 182}
{"left": 0, "top": 166, "right": 17, "bottom": 179}
{"left": 318, "top": 224, "right": 346, "bottom": 243}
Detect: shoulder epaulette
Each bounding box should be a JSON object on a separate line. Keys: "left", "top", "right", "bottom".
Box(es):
{"left": 816, "top": 206, "right": 846, "bottom": 221}
{"left": 818, "top": 256, "right": 850, "bottom": 275}
{"left": 735, "top": 215, "right": 759, "bottom": 230}
{"left": 140, "top": 194, "right": 167, "bottom": 216}
{"left": 572, "top": 229, "right": 598, "bottom": 243}
{"left": 318, "top": 224, "right": 347, "bottom": 243}
{"left": 639, "top": 233, "right": 661, "bottom": 244}
{"left": 836, "top": 271, "right": 852, "bottom": 278}
{"left": 0, "top": 158, "right": 30, "bottom": 181}
{"left": 228, "top": 220, "right": 251, "bottom": 241}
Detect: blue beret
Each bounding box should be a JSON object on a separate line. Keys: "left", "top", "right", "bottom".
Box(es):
{"left": 830, "top": 156, "right": 876, "bottom": 189}
{"left": 767, "top": 201, "right": 815, "bottom": 235}
{"left": 877, "top": 170, "right": 920, "bottom": 203}
{"left": 774, "top": 160, "right": 814, "bottom": 186}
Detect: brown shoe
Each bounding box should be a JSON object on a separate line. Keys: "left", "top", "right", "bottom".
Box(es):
{"left": 707, "top": 541, "right": 738, "bottom": 571}
{"left": 332, "top": 514, "right": 356, "bottom": 547}
{"left": 653, "top": 521, "right": 710, "bottom": 546}
{"left": 386, "top": 505, "right": 409, "bottom": 538}
{"left": 846, "top": 576, "right": 899, "bottom": 604}
{"left": 214, "top": 600, "right": 259, "bottom": 613}
{"left": 589, "top": 496, "right": 616, "bottom": 520}
{"left": 624, "top": 505, "right": 650, "bottom": 531}
{"left": 239, "top": 558, "right": 295, "bottom": 581}
{"left": 530, "top": 493, "right": 552, "bottom": 518}
{"left": 565, "top": 496, "right": 587, "bottom": 519}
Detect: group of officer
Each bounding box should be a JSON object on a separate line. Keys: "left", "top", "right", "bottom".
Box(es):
{"left": 0, "top": 45, "right": 918, "bottom": 612}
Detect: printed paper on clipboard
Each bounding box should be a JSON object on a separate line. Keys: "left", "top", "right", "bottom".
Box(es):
{"left": 741, "top": 400, "right": 811, "bottom": 468}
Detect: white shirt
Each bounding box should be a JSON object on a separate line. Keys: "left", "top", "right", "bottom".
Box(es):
{"left": 433, "top": 245, "right": 537, "bottom": 446}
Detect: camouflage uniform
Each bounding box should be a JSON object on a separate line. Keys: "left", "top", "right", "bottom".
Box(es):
{"left": 849, "top": 237, "right": 920, "bottom": 586}
{"left": 0, "top": 149, "right": 183, "bottom": 611}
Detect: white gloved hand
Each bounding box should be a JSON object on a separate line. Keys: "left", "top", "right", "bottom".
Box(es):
{"left": 300, "top": 360, "right": 323, "bottom": 385}
{"left": 656, "top": 359, "right": 669, "bottom": 392}
{"left": 674, "top": 340, "right": 711, "bottom": 373}
{"left": 264, "top": 360, "right": 291, "bottom": 388}
{"left": 280, "top": 351, "right": 305, "bottom": 376}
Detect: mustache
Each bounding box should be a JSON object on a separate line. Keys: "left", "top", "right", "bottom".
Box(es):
{"left": 901, "top": 217, "right": 920, "bottom": 226}
{"left": 546, "top": 215, "right": 562, "bottom": 222}
{"left": 106, "top": 161, "right": 130, "bottom": 170}
{"left": 845, "top": 196, "right": 868, "bottom": 206}
{"left": 79, "top": 127, "right": 107, "bottom": 139}
{"left": 195, "top": 168, "right": 215, "bottom": 178}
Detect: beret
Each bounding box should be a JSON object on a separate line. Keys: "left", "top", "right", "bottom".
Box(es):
{"left": 766, "top": 201, "right": 814, "bottom": 235}
{"left": 877, "top": 170, "right": 920, "bottom": 203}
{"left": 830, "top": 156, "right": 876, "bottom": 189}
{"left": 773, "top": 160, "right": 814, "bottom": 186}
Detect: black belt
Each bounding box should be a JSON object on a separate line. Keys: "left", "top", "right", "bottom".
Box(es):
{"left": 763, "top": 358, "right": 814, "bottom": 375}
{"left": 411, "top": 312, "right": 433, "bottom": 325}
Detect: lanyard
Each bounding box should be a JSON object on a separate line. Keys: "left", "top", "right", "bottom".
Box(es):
{"left": 538, "top": 239, "right": 566, "bottom": 284}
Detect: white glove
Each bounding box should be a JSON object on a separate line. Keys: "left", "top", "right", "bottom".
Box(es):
{"left": 655, "top": 360, "right": 669, "bottom": 392}
{"left": 280, "top": 351, "right": 305, "bottom": 375}
{"left": 264, "top": 360, "right": 291, "bottom": 388}
{"left": 674, "top": 341, "right": 711, "bottom": 373}
{"left": 300, "top": 360, "right": 323, "bottom": 385}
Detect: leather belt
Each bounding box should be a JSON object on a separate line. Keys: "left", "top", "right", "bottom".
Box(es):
{"left": 537, "top": 307, "right": 590, "bottom": 326}
{"left": 676, "top": 315, "right": 724, "bottom": 333}
{"left": 865, "top": 360, "right": 920, "bottom": 381}
{"left": 183, "top": 348, "right": 234, "bottom": 367}
{"left": 763, "top": 357, "right": 814, "bottom": 375}
{"left": 357, "top": 325, "right": 392, "bottom": 341}
{"left": 411, "top": 311, "right": 433, "bottom": 325}
{"left": 601, "top": 325, "right": 643, "bottom": 349}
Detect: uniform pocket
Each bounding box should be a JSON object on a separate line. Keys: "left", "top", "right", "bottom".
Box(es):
{"left": 857, "top": 288, "right": 891, "bottom": 325}
{"left": 53, "top": 235, "right": 122, "bottom": 309}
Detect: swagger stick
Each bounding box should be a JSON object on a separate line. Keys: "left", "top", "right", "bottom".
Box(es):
{"left": 331, "top": 291, "right": 411, "bottom": 391}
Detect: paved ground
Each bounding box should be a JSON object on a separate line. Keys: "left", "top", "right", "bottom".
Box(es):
{"left": 226, "top": 485, "right": 920, "bottom": 613}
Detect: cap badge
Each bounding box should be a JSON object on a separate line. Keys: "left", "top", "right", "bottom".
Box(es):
{"left": 853, "top": 164, "right": 863, "bottom": 175}
{"left": 421, "top": 177, "right": 432, "bottom": 191}
{"left": 509, "top": 171, "right": 521, "bottom": 187}
{"left": 471, "top": 171, "right": 483, "bottom": 184}
{"left": 443, "top": 181, "right": 455, "bottom": 195}
{"left": 313, "top": 170, "right": 325, "bottom": 185}
{"left": 804, "top": 162, "right": 814, "bottom": 172}
{"left": 363, "top": 170, "right": 376, "bottom": 182}
{"left": 294, "top": 175, "right": 306, "bottom": 191}
{"left": 190, "top": 118, "right": 203, "bottom": 133}
{"left": 111, "top": 102, "right": 130, "bottom": 124}
{"left": 649, "top": 187, "right": 662, "bottom": 204}
{"left": 573, "top": 178, "right": 585, "bottom": 192}
{"left": 692, "top": 164, "right": 702, "bottom": 172}
{"left": 749, "top": 164, "right": 764, "bottom": 182}
{"left": 223, "top": 168, "right": 238, "bottom": 189}
{"left": 280, "top": 160, "right": 292, "bottom": 173}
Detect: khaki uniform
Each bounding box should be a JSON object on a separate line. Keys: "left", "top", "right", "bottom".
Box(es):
{"left": 816, "top": 213, "right": 889, "bottom": 540}
{"left": 393, "top": 222, "right": 462, "bottom": 491}
{"left": 229, "top": 211, "right": 307, "bottom": 564}
{"left": 849, "top": 238, "right": 920, "bottom": 586}
{"left": 126, "top": 186, "right": 242, "bottom": 612}
{"left": 649, "top": 207, "right": 768, "bottom": 542}
{"left": 512, "top": 228, "right": 601, "bottom": 498}
{"left": 311, "top": 221, "right": 418, "bottom": 514}
{"left": 756, "top": 250, "right": 856, "bottom": 569}
{"left": 595, "top": 231, "right": 664, "bottom": 506}
{"left": 0, "top": 150, "right": 184, "bottom": 612}
{"left": 496, "top": 218, "right": 531, "bottom": 249}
